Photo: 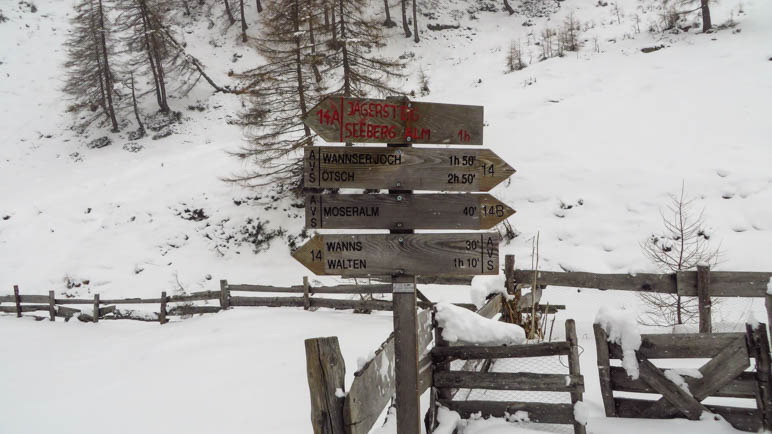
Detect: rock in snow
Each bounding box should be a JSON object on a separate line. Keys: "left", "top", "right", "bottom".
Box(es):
{"left": 595, "top": 306, "right": 642, "bottom": 379}
{"left": 435, "top": 302, "right": 525, "bottom": 345}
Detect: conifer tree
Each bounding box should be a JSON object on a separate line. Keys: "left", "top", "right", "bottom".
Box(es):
{"left": 63, "top": 0, "right": 120, "bottom": 132}
{"left": 230, "top": 0, "right": 323, "bottom": 190}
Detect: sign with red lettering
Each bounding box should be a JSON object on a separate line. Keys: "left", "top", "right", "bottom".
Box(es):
{"left": 292, "top": 233, "right": 500, "bottom": 276}
{"left": 304, "top": 146, "right": 515, "bottom": 191}
{"left": 305, "top": 194, "right": 515, "bottom": 230}
{"left": 303, "top": 97, "right": 484, "bottom": 145}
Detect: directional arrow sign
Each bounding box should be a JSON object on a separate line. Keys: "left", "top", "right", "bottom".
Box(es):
{"left": 304, "top": 146, "right": 515, "bottom": 191}
{"left": 292, "top": 233, "right": 500, "bottom": 276}
{"left": 305, "top": 194, "right": 515, "bottom": 230}
{"left": 303, "top": 97, "right": 484, "bottom": 145}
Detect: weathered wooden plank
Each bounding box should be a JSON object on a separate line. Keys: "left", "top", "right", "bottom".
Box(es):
{"left": 610, "top": 367, "right": 757, "bottom": 399}
{"left": 344, "top": 309, "right": 433, "bottom": 434}
{"left": 305, "top": 193, "right": 515, "bottom": 230}
{"left": 18, "top": 295, "right": 50, "bottom": 303}
{"left": 513, "top": 270, "right": 676, "bottom": 293}
{"left": 697, "top": 266, "right": 712, "bottom": 333}
{"left": 305, "top": 337, "right": 346, "bottom": 434}
{"left": 0, "top": 295, "right": 13, "bottom": 303}
{"left": 167, "top": 305, "right": 221, "bottom": 315}
{"left": 615, "top": 398, "right": 761, "bottom": 432}
{"left": 432, "top": 342, "right": 570, "bottom": 361}
{"left": 93, "top": 294, "right": 99, "bottom": 323}
{"left": 293, "top": 233, "right": 500, "bottom": 277}
{"left": 476, "top": 293, "right": 503, "bottom": 319}
{"left": 747, "top": 324, "right": 772, "bottom": 431}
{"left": 228, "top": 284, "right": 394, "bottom": 294}
{"left": 636, "top": 356, "right": 708, "bottom": 420}
{"left": 13, "top": 285, "right": 21, "bottom": 317}
{"left": 434, "top": 371, "right": 583, "bottom": 392}
{"left": 593, "top": 324, "right": 616, "bottom": 416}
{"left": 84, "top": 298, "right": 163, "bottom": 304}
{"left": 0, "top": 304, "right": 50, "bottom": 313}
{"left": 48, "top": 290, "right": 55, "bottom": 322}
{"left": 303, "top": 147, "right": 515, "bottom": 192}
{"left": 166, "top": 291, "right": 221, "bottom": 303}
{"left": 516, "top": 304, "right": 565, "bottom": 314}
{"left": 159, "top": 292, "right": 167, "bottom": 325}
{"left": 608, "top": 332, "right": 746, "bottom": 359}
{"left": 643, "top": 336, "right": 750, "bottom": 418}
{"left": 678, "top": 271, "right": 772, "bottom": 297}
{"left": 439, "top": 400, "right": 575, "bottom": 424}
{"left": 303, "top": 97, "right": 484, "bottom": 145}
{"left": 565, "top": 319, "right": 586, "bottom": 434}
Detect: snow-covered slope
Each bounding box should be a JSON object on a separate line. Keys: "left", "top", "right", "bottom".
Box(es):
{"left": 1, "top": 0, "right": 771, "bottom": 432}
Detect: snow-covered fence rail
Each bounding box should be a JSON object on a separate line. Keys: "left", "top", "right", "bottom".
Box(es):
{"left": 0, "top": 278, "right": 477, "bottom": 324}
{"left": 303, "top": 293, "right": 504, "bottom": 434}
{"left": 431, "top": 319, "right": 587, "bottom": 434}
{"left": 513, "top": 266, "right": 772, "bottom": 333}
{"left": 593, "top": 322, "right": 772, "bottom": 432}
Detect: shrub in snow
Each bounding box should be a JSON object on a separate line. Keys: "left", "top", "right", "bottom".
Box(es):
{"left": 435, "top": 302, "right": 525, "bottom": 345}
{"left": 595, "top": 306, "right": 642, "bottom": 379}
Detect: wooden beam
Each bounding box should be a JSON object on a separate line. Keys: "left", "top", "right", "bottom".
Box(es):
{"left": 615, "top": 398, "right": 761, "bottom": 432}
{"left": 747, "top": 324, "right": 772, "bottom": 431}
{"left": 697, "top": 265, "right": 712, "bottom": 333}
{"left": 93, "top": 294, "right": 99, "bottom": 323}
{"left": 431, "top": 342, "right": 570, "bottom": 361}
{"left": 593, "top": 324, "right": 616, "bottom": 416}
{"left": 608, "top": 332, "right": 746, "bottom": 359}
{"left": 637, "top": 356, "right": 708, "bottom": 420}
{"left": 13, "top": 285, "right": 21, "bottom": 318}
{"left": 513, "top": 270, "right": 676, "bottom": 293}
{"left": 678, "top": 271, "right": 772, "bottom": 297}
{"left": 566, "top": 319, "right": 586, "bottom": 434}
{"left": 433, "top": 371, "right": 583, "bottom": 392}
{"left": 439, "top": 400, "right": 575, "bottom": 424}
{"left": 610, "top": 367, "right": 757, "bottom": 399}
{"left": 303, "top": 276, "right": 310, "bottom": 310}
{"left": 160, "top": 292, "right": 168, "bottom": 325}
{"left": 305, "top": 337, "right": 346, "bottom": 434}
{"left": 219, "top": 280, "right": 230, "bottom": 310}
{"left": 18, "top": 295, "right": 50, "bottom": 303}
{"left": 392, "top": 275, "right": 420, "bottom": 434}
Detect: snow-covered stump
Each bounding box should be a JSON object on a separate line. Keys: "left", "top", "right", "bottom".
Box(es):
{"left": 304, "top": 336, "right": 346, "bottom": 434}
{"left": 565, "top": 319, "right": 587, "bottom": 434}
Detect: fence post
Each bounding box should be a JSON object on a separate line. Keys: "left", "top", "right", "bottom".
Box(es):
{"left": 219, "top": 280, "right": 230, "bottom": 310}
{"left": 566, "top": 319, "right": 587, "bottom": 434}
{"left": 304, "top": 336, "right": 346, "bottom": 434}
{"left": 747, "top": 323, "right": 772, "bottom": 431}
{"left": 697, "top": 265, "right": 711, "bottom": 333}
{"left": 93, "top": 294, "right": 99, "bottom": 323}
{"left": 430, "top": 306, "right": 451, "bottom": 431}
{"left": 593, "top": 323, "right": 616, "bottom": 416}
{"left": 303, "top": 276, "right": 311, "bottom": 310}
{"left": 13, "top": 285, "right": 22, "bottom": 318}
{"left": 48, "top": 290, "right": 56, "bottom": 322}
{"left": 160, "top": 291, "right": 168, "bottom": 325}
{"left": 766, "top": 295, "right": 772, "bottom": 345}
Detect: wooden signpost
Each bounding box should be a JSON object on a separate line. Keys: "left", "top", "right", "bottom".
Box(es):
{"left": 303, "top": 146, "right": 515, "bottom": 191}
{"left": 303, "top": 97, "right": 484, "bottom": 145}
{"left": 305, "top": 194, "right": 515, "bottom": 230}
{"left": 296, "top": 96, "right": 516, "bottom": 434}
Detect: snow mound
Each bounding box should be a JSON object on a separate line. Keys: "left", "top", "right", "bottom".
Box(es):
{"left": 436, "top": 302, "right": 525, "bottom": 346}
{"left": 595, "top": 306, "right": 642, "bottom": 379}
{"left": 470, "top": 275, "right": 510, "bottom": 307}
{"left": 434, "top": 406, "right": 461, "bottom": 434}
{"left": 574, "top": 401, "right": 589, "bottom": 426}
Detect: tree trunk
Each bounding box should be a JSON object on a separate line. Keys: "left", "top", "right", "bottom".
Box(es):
{"left": 139, "top": 0, "right": 168, "bottom": 112}
{"left": 701, "top": 0, "right": 711, "bottom": 32}
{"left": 323, "top": 2, "right": 329, "bottom": 30}
{"left": 256, "top": 0, "right": 262, "bottom": 13}
{"left": 400, "top": 0, "right": 411, "bottom": 38}
{"left": 224, "top": 0, "right": 235, "bottom": 24}
{"left": 96, "top": 0, "right": 119, "bottom": 131}
{"left": 330, "top": 2, "right": 337, "bottom": 44}
{"left": 412, "top": 0, "right": 418, "bottom": 42}
{"left": 182, "top": 0, "right": 190, "bottom": 15}
{"left": 240, "top": 0, "right": 247, "bottom": 42}
{"left": 503, "top": 0, "right": 514, "bottom": 15}
{"left": 308, "top": 13, "right": 322, "bottom": 83}
{"left": 293, "top": 0, "right": 311, "bottom": 138}
{"left": 383, "top": 0, "right": 395, "bottom": 27}
{"left": 339, "top": 0, "right": 350, "bottom": 96}
{"left": 130, "top": 73, "right": 145, "bottom": 136}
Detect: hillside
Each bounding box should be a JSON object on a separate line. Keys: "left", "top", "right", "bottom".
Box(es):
{"left": 1, "top": 0, "right": 771, "bottom": 432}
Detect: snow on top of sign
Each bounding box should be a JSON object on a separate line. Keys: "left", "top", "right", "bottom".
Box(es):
{"left": 595, "top": 306, "right": 642, "bottom": 379}
{"left": 435, "top": 302, "right": 525, "bottom": 345}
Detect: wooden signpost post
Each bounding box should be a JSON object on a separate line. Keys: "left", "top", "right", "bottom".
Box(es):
{"left": 295, "top": 96, "right": 516, "bottom": 434}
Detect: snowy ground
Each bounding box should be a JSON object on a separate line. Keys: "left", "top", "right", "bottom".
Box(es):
{"left": 1, "top": 0, "right": 771, "bottom": 431}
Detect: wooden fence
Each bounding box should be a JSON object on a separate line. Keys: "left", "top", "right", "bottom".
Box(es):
{"left": 304, "top": 293, "right": 504, "bottom": 434}
{"left": 513, "top": 266, "right": 772, "bottom": 333}
{"left": 432, "top": 319, "right": 587, "bottom": 434}
{"left": 0, "top": 279, "right": 482, "bottom": 324}
{"left": 594, "top": 322, "right": 772, "bottom": 432}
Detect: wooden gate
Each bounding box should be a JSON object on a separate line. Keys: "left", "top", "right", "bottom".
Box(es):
{"left": 431, "top": 319, "right": 587, "bottom": 434}
{"left": 594, "top": 322, "right": 772, "bottom": 432}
